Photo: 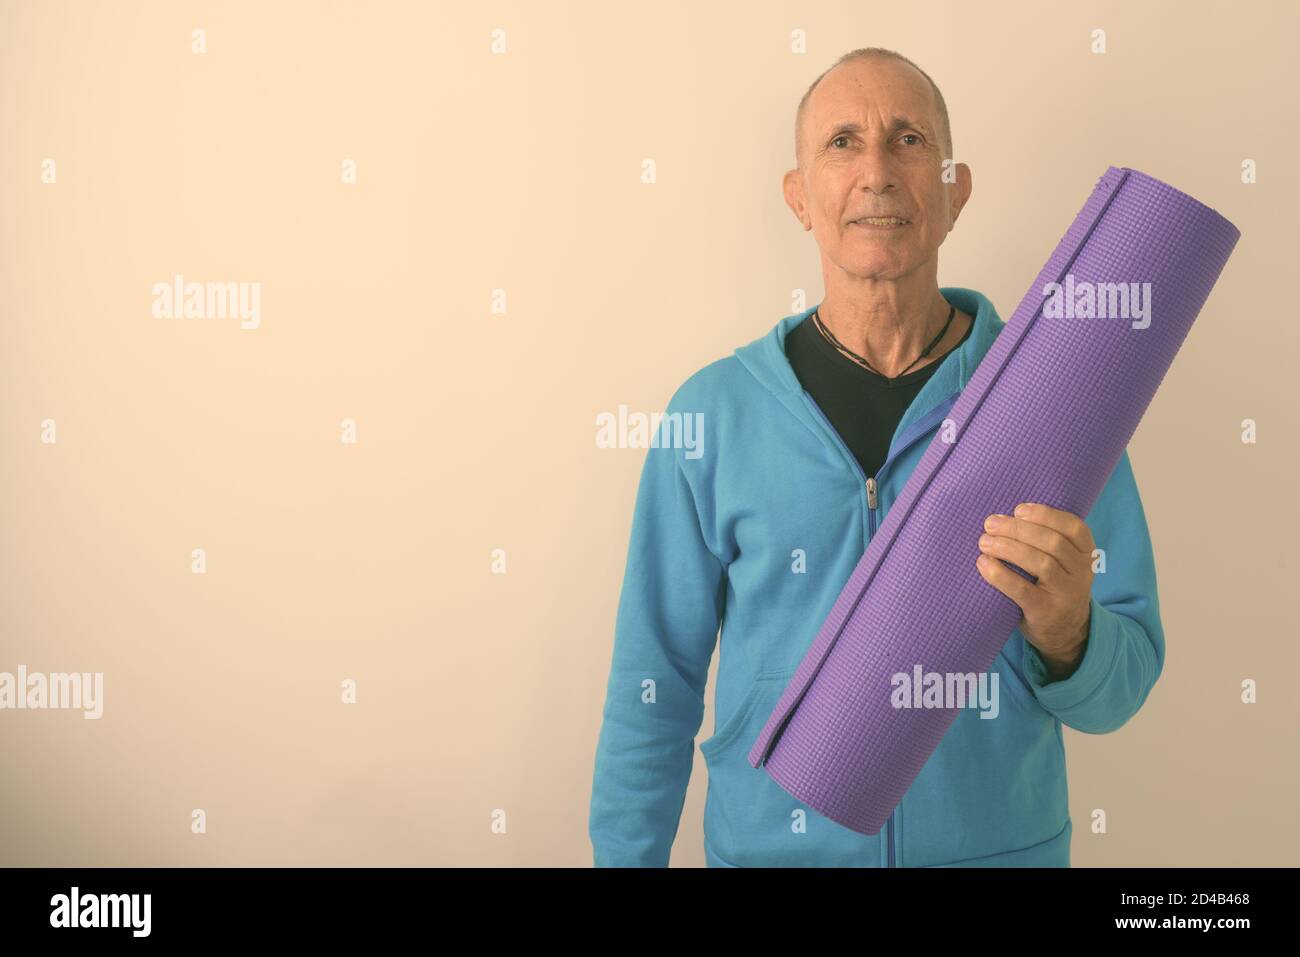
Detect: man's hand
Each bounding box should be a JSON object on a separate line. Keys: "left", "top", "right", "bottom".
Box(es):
{"left": 975, "top": 502, "right": 1095, "bottom": 682}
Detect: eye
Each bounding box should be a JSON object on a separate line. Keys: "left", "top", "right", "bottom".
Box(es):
{"left": 832, "top": 135, "right": 851, "bottom": 148}
{"left": 900, "top": 133, "right": 921, "bottom": 146}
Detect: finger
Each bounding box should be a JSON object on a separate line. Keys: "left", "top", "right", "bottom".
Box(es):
{"left": 978, "top": 532, "right": 1070, "bottom": 584}
{"left": 984, "top": 511, "right": 1086, "bottom": 571}
{"left": 975, "top": 551, "right": 1038, "bottom": 612}
{"left": 1010, "top": 502, "right": 1094, "bottom": 553}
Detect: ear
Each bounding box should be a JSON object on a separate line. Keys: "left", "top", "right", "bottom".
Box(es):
{"left": 947, "top": 162, "right": 973, "bottom": 230}
{"left": 783, "top": 168, "right": 812, "bottom": 231}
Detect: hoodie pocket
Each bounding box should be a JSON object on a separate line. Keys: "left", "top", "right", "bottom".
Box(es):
{"left": 697, "top": 668, "right": 881, "bottom": 867}
{"left": 698, "top": 669, "right": 793, "bottom": 761}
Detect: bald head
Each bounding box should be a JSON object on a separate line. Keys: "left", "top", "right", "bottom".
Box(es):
{"left": 794, "top": 48, "right": 953, "bottom": 170}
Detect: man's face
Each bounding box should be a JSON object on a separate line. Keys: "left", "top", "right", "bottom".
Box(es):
{"left": 785, "top": 57, "right": 970, "bottom": 283}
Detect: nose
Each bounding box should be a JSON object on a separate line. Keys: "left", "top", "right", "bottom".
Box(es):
{"left": 853, "top": 140, "right": 898, "bottom": 195}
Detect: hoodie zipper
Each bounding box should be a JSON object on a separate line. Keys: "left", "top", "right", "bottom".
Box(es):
{"left": 801, "top": 390, "right": 959, "bottom": 868}
{"left": 865, "top": 477, "right": 895, "bottom": 868}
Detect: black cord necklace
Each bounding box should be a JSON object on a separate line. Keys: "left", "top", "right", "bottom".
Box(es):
{"left": 813, "top": 301, "right": 956, "bottom": 379}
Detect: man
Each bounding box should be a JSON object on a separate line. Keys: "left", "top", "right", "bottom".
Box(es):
{"left": 588, "top": 48, "right": 1165, "bottom": 867}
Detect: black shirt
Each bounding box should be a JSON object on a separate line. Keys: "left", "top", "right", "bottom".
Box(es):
{"left": 785, "top": 307, "right": 973, "bottom": 479}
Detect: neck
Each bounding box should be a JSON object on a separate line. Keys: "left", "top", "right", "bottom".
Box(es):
{"left": 817, "top": 271, "right": 963, "bottom": 379}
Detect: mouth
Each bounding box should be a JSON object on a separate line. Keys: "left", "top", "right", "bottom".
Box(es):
{"left": 850, "top": 216, "right": 911, "bottom": 229}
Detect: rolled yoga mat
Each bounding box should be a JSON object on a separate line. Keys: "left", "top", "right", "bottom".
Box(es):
{"left": 747, "top": 166, "right": 1240, "bottom": 836}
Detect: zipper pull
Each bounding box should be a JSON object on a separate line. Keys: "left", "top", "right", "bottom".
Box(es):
{"left": 866, "top": 476, "right": 878, "bottom": 510}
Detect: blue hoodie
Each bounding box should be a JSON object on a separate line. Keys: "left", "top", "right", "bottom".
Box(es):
{"left": 588, "top": 287, "right": 1166, "bottom": 867}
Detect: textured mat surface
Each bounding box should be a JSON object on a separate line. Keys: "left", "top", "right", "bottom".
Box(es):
{"left": 747, "top": 166, "right": 1240, "bottom": 835}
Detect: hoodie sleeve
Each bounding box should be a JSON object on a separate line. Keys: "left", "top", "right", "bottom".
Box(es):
{"left": 588, "top": 406, "right": 725, "bottom": 867}
{"left": 1019, "top": 449, "right": 1166, "bottom": 733}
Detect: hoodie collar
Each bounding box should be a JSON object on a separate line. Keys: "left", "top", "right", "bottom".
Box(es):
{"left": 734, "top": 286, "right": 1005, "bottom": 442}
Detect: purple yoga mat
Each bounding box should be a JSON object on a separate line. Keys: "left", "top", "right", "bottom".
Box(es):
{"left": 747, "top": 166, "right": 1240, "bottom": 835}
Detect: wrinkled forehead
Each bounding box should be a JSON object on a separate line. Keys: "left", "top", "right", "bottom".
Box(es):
{"left": 804, "top": 59, "right": 940, "bottom": 144}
